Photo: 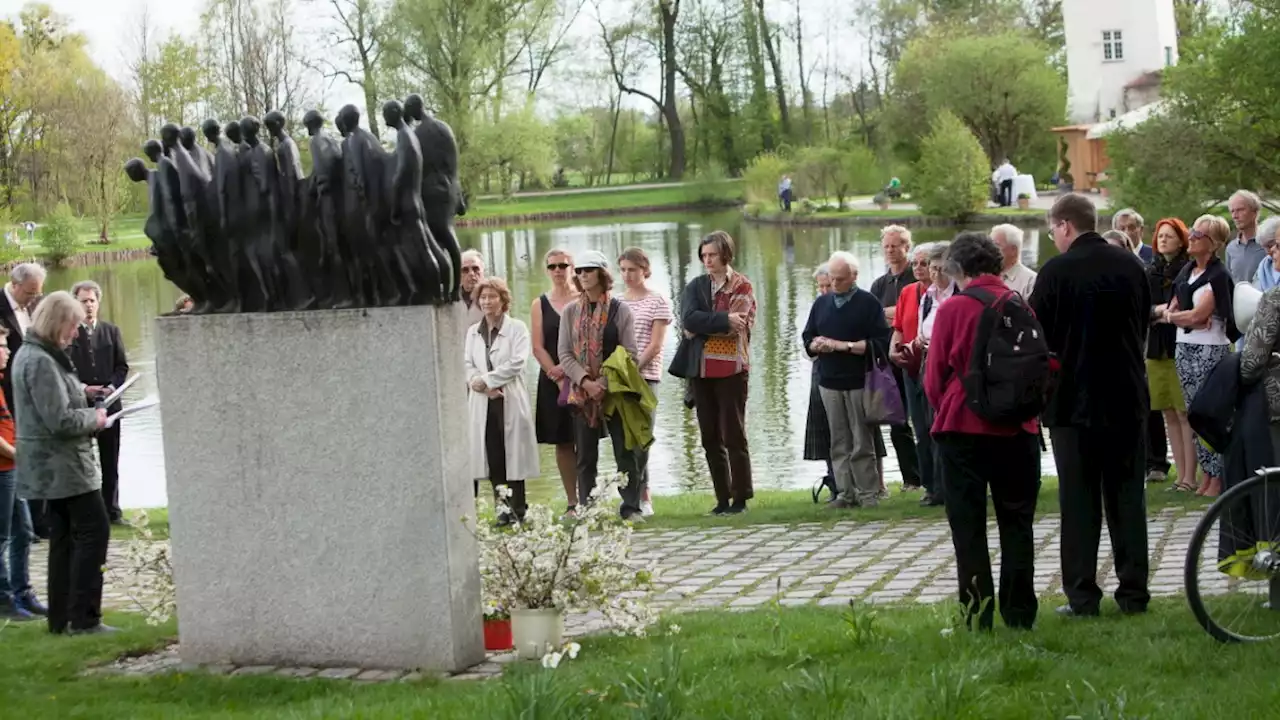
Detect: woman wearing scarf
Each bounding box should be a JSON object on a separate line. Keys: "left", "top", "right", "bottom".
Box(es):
{"left": 1162, "top": 214, "right": 1235, "bottom": 498}
{"left": 1146, "top": 218, "right": 1195, "bottom": 492}
{"left": 556, "top": 250, "right": 645, "bottom": 520}
{"left": 679, "top": 231, "right": 758, "bottom": 516}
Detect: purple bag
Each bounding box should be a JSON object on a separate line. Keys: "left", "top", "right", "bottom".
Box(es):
{"left": 862, "top": 344, "right": 906, "bottom": 425}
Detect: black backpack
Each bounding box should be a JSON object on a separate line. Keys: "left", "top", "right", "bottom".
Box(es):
{"left": 956, "top": 286, "right": 1054, "bottom": 424}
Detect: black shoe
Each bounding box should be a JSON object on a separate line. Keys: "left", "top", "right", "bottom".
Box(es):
{"left": 1055, "top": 604, "right": 1099, "bottom": 618}
{"left": 67, "top": 623, "right": 120, "bottom": 636}
{"left": 110, "top": 517, "right": 128, "bottom": 527}
{"left": 706, "top": 504, "right": 729, "bottom": 516}
{"left": 725, "top": 501, "right": 747, "bottom": 515}
{"left": 920, "top": 493, "right": 944, "bottom": 507}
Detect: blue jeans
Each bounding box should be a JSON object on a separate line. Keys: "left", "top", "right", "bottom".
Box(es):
{"left": 903, "top": 373, "right": 937, "bottom": 494}
{"left": 0, "top": 468, "right": 33, "bottom": 603}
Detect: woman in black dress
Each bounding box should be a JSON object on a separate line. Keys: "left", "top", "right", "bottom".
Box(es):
{"left": 530, "top": 249, "right": 581, "bottom": 515}
{"left": 803, "top": 264, "right": 836, "bottom": 500}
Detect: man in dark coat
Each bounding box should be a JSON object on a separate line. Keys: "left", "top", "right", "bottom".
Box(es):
{"left": 1, "top": 263, "right": 46, "bottom": 536}
{"left": 69, "top": 281, "right": 129, "bottom": 525}
{"left": 1032, "top": 193, "right": 1152, "bottom": 618}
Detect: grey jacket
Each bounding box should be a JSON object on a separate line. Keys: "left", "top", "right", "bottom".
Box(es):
{"left": 557, "top": 297, "right": 637, "bottom": 386}
{"left": 13, "top": 333, "right": 101, "bottom": 500}
{"left": 1240, "top": 286, "right": 1280, "bottom": 422}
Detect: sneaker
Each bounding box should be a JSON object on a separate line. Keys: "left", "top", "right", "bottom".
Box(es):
{"left": 67, "top": 623, "right": 120, "bottom": 636}
{"left": 706, "top": 504, "right": 729, "bottom": 516}
{"left": 1145, "top": 470, "right": 1168, "bottom": 483}
{"left": 16, "top": 591, "right": 47, "bottom": 616}
{"left": 640, "top": 501, "right": 655, "bottom": 517}
{"left": 0, "top": 599, "right": 36, "bottom": 622}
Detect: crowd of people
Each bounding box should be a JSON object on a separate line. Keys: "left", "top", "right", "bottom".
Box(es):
{"left": 462, "top": 188, "right": 1275, "bottom": 630}
{"left": 0, "top": 264, "right": 131, "bottom": 634}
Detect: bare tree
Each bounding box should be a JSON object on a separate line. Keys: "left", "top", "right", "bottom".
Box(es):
{"left": 200, "top": 0, "right": 319, "bottom": 122}
{"left": 123, "top": 2, "right": 157, "bottom": 137}
{"left": 755, "top": 0, "right": 789, "bottom": 138}
{"left": 309, "top": 0, "right": 387, "bottom": 137}
{"left": 521, "top": 0, "right": 587, "bottom": 94}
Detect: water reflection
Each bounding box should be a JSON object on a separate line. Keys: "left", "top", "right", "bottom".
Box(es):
{"left": 50, "top": 213, "right": 1046, "bottom": 507}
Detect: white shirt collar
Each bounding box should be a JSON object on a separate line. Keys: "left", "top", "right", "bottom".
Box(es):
{"left": 3, "top": 285, "right": 20, "bottom": 314}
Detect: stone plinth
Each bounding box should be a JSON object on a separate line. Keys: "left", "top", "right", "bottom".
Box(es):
{"left": 155, "top": 306, "right": 482, "bottom": 672}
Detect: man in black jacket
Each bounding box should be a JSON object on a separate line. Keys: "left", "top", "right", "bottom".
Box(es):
{"left": 70, "top": 281, "right": 130, "bottom": 525}
{"left": 1031, "top": 193, "right": 1152, "bottom": 618}
{"left": 1, "top": 263, "right": 45, "bottom": 536}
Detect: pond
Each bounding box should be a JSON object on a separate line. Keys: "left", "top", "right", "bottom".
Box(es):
{"left": 50, "top": 212, "right": 1051, "bottom": 509}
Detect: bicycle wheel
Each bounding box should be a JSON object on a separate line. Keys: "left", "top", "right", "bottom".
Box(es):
{"left": 1185, "top": 469, "right": 1280, "bottom": 643}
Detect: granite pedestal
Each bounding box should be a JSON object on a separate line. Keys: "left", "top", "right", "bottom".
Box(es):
{"left": 155, "top": 306, "right": 483, "bottom": 672}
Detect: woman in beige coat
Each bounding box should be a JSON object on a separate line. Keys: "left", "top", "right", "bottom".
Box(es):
{"left": 464, "top": 277, "right": 540, "bottom": 524}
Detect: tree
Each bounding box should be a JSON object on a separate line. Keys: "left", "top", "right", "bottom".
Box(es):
{"left": 794, "top": 144, "right": 880, "bottom": 209}
{"left": 1106, "top": 115, "right": 1223, "bottom": 223}
{"left": 138, "top": 36, "right": 212, "bottom": 132}
{"left": 310, "top": 0, "right": 388, "bottom": 138}
{"left": 888, "top": 28, "right": 1064, "bottom": 170}
{"left": 912, "top": 110, "right": 988, "bottom": 220}
{"left": 199, "top": 0, "right": 318, "bottom": 122}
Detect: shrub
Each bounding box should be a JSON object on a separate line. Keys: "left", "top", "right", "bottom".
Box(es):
{"left": 912, "top": 111, "right": 990, "bottom": 221}
{"left": 0, "top": 206, "right": 23, "bottom": 266}
{"left": 682, "top": 160, "right": 729, "bottom": 205}
{"left": 743, "top": 152, "right": 790, "bottom": 205}
{"left": 39, "top": 202, "right": 80, "bottom": 266}
{"left": 794, "top": 144, "right": 881, "bottom": 210}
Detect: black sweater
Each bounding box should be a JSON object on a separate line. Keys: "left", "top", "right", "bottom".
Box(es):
{"left": 802, "top": 288, "right": 890, "bottom": 391}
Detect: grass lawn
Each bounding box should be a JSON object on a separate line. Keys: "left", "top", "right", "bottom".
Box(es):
{"left": 2, "top": 599, "right": 1274, "bottom": 718}
{"left": 464, "top": 181, "right": 742, "bottom": 220}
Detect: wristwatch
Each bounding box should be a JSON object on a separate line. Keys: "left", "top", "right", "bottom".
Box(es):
{"left": 845, "top": 341, "right": 854, "bottom": 352}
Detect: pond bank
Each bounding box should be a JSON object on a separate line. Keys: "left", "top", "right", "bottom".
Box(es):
{"left": 746, "top": 209, "right": 1116, "bottom": 228}
{"left": 455, "top": 198, "right": 741, "bottom": 227}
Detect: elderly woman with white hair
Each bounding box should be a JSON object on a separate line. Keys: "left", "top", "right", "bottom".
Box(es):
{"left": 802, "top": 251, "right": 892, "bottom": 509}
{"left": 1252, "top": 217, "right": 1280, "bottom": 292}
{"left": 803, "top": 264, "right": 836, "bottom": 500}
{"left": 12, "top": 291, "right": 110, "bottom": 635}
{"left": 890, "top": 243, "right": 939, "bottom": 503}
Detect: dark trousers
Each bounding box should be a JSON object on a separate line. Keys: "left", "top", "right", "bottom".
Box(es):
{"left": 573, "top": 412, "right": 646, "bottom": 517}
{"left": 889, "top": 366, "right": 920, "bottom": 486}
{"left": 1050, "top": 425, "right": 1151, "bottom": 613}
{"left": 903, "top": 373, "right": 935, "bottom": 493}
{"left": 97, "top": 422, "right": 122, "bottom": 521}
{"left": 28, "top": 499, "right": 48, "bottom": 539}
{"left": 45, "top": 490, "right": 110, "bottom": 632}
{"left": 1145, "top": 410, "right": 1170, "bottom": 474}
{"left": 693, "top": 374, "right": 753, "bottom": 506}
{"left": 937, "top": 432, "right": 1040, "bottom": 630}
{"left": 999, "top": 179, "right": 1014, "bottom": 206}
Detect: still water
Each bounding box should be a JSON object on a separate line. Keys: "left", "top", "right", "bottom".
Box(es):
{"left": 53, "top": 212, "right": 1049, "bottom": 508}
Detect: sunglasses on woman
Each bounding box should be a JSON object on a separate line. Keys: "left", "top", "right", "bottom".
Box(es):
{"left": 546, "top": 263, "right": 570, "bottom": 270}
{"left": 574, "top": 267, "right": 596, "bottom": 275}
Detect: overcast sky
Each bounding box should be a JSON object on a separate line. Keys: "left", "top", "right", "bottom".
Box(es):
{"left": 3, "top": 0, "right": 867, "bottom": 119}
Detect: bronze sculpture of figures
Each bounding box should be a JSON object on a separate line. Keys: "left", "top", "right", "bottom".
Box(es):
{"left": 124, "top": 95, "right": 462, "bottom": 313}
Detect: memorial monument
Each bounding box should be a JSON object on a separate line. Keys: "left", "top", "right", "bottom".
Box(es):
{"left": 142, "top": 101, "right": 483, "bottom": 672}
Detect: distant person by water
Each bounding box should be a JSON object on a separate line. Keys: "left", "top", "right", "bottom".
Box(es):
{"left": 1033, "top": 192, "right": 1152, "bottom": 618}
{"left": 619, "top": 247, "right": 672, "bottom": 517}
{"left": 530, "top": 248, "right": 580, "bottom": 516}
{"left": 679, "top": 231, "right": 757, "bottom": 516}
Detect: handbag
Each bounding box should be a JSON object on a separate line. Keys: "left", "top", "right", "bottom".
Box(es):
{"left": 862, "top": 342, "right": 906, "bottom": 425}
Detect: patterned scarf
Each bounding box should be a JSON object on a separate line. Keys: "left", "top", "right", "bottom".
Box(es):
{"left": 571, "top": 293, "right": 610, "bottom": 427}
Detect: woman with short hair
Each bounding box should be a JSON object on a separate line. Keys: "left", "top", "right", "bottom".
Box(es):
{"left": 13, "top": 291, "right": 110, "bottom": 635}
{"left": 926, "top": 232, "right": 1041, "bottom": 631}
{"left": 1163, "top": 214, "right": 1234, "bottom": 497}
{"left": 465, "top": 277, "right": 539, "bottom": 525}
{"left": 619, "top": 247, "right": 673, "bottom": 516}
{"left": 804, "top": 264, "right": 836, "bottom": 498}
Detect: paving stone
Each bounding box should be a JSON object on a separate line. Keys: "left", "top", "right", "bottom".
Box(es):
{"left": 276, "top": 667, "right": 318, "bottom": 678}
{"left": 231, "top": 665, "right": 277, "bottom": 677}
{"left": 317, "top": 667, "right": 361, "bottom": 680}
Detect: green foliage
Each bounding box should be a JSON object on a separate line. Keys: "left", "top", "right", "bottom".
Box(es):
{"left": 616, "top": 645, "right": 699, "bottom": 720}
{"left": 0, "top": 205, "right": 21, "bottom": 266}
{"left": 1106, "top": 115, "right": 1222, "bottom": 222}
{"left": 889, "top": 28, "right": 1064, "bottom": 174}
{"left": 683, "top": 161, "right": 729, "bottom": 205}
{"left": 912, "top": 111, "right": 989, "bottom": 220}
{"left": 465, "top": 105, "right": 556, "bottom": 197}
{"left": 38, "top": 202, "right": 79, "bottom": 266}
{"left": 742, "top": 152, "right": 790, "bottom": 205}
{"left": 794, "top": 145, "right": 881, "bottom": 209}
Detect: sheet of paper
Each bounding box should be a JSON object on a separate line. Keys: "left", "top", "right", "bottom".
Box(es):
{"left": 100, "top": 374, "right": 141, "bottom": 408}
{"left": 104, "top": 398, "right": 158, "bottom": 428}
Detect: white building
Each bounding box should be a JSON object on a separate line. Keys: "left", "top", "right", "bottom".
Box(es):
{"left": 1063, "top": 0, "right": 1179, "bottom": 125}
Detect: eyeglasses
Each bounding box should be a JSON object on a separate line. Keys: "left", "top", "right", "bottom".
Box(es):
{"left": 574, "top": 267, "right": 596, "bottom": 275}
{"left": 461, "top": 266, "right": 482, "bottom": 274}
{"left": 546, "top": 263, "right": 570, "bottom": 271}
{"left": 1189, "top": 230, "right": 1207, "bottom": 239}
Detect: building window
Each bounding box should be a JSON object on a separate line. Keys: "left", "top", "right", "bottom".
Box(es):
{"left": 1165, "top": 46, "right": 1174, "bottom": 66}
{"left": 1103, "top": 30, "right": 1124, "bottom": 61}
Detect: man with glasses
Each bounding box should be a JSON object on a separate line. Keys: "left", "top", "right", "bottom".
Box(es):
{"left": 460, "top": 249, "right": 485, "bottom": 328}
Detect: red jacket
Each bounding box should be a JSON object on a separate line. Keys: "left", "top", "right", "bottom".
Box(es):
{"left": 925, "top": 274, "right": 1039, "bottom": 437}
{"left": 892, "top": 281, "right": 925, "bottom": 344}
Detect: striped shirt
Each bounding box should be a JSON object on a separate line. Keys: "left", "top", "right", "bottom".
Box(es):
{"left": 623, "top": 292, "right": 674, "bottom": 381}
